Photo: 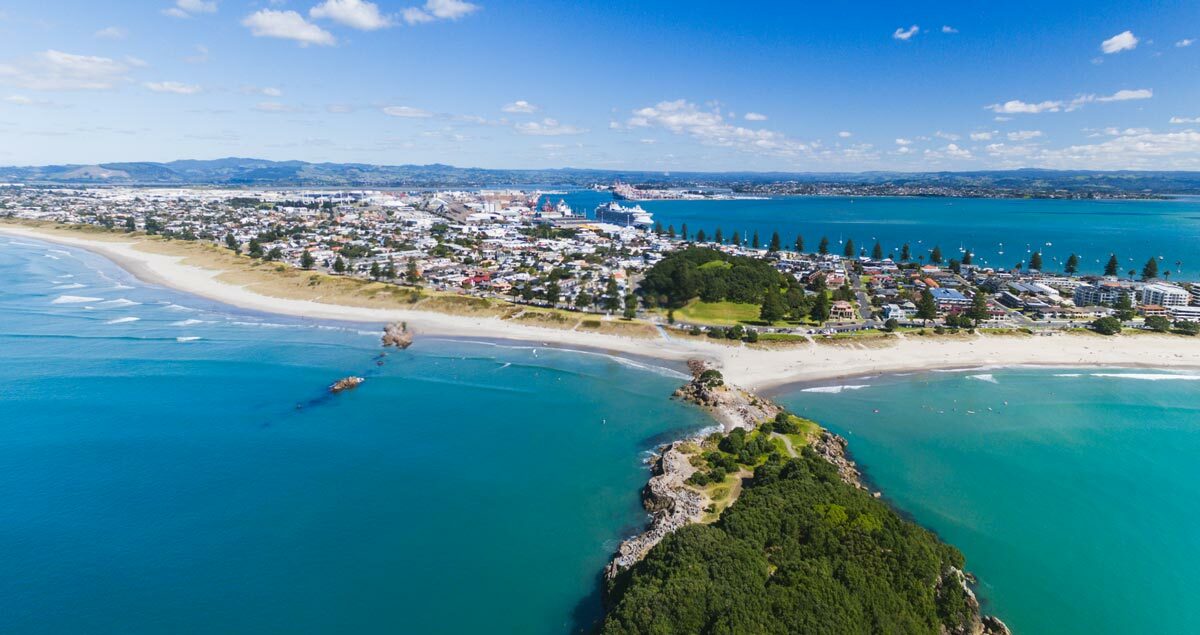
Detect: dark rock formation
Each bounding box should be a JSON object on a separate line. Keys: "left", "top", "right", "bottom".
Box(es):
{"left": 381, "top": 321, "right": 413, "bottom": 348}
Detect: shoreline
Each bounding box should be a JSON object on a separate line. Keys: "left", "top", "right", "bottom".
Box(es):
{"left": 4, "top": 222, "right": 1200, "bottom": 389}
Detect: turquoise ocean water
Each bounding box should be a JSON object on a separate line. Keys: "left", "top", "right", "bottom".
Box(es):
{"left": 0, "top": 236, "right": 711, "bottom": 634}
{"left": 778, "top": 370, "right": 1200, "bottom": 634}
{"left": 559, "top": 191, "right": 1200, "bottom": 275}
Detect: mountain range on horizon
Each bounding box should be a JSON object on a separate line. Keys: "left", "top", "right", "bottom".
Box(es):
{"left": 3, "top": 158, "right": 1200, "bottom": 193}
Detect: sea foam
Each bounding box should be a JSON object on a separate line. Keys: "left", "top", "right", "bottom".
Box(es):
{"left": 105, "top": 317, "right": 141, "bottom": 325}
{"left": 969, "top": 374, "right": 999, "bottom": 384}
{"left": 1092, "top": 373, "right": 1200, "bottom": 381}
{"left": 802, "top": 384, "right": 871, "bottom": 394}
{"left": 51, "top": 295, "right": 102, "bottom": 304}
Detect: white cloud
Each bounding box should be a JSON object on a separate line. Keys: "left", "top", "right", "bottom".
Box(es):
{"left": 838, "top": 131, "right": 852, "bottom": 138}
{"left": 1101, "top": 30, "right": 1138, "bottom": 54}
{"left": 382, "top": 105, "right": 433, "bottom": 118}
{"left": 326, "top": 103, "right": 354, "bottom": 113}
{"left": 896, "top": 146, "right": 912, "bottom": 154}
{"left": 1092, "top": 88, "right": 1153, "bottom": 102}
{"left": 310, "top": 0, "right": 392, "bottom": 30}
{"left": 970, "top": 131, "right": 995, "bottom": 141}
{"left": 242, "top": 10, "right": 336, "bottom": 46}
{"left": 744, "top": 112, "right": 768, "bottom": 121}
{"left": 402, "top": 0, "right": 480, "bottom": 24}
{"left": 941, "top": 25, "right": 958, "bottom": 34}
{"left": 164, "top": 0, "right": 216, "bottom": 18}
{"left": 893, "top": 25, "right": 919, "bottom": 41}
{"left": 986, "top": 99, "right": 1064, "bottom": 114}
{"left": 4, "top": 95, "right": 35, "bottom": 105}
{"left": 94, "top": 26, "right": 127, "bottom": 40}
{"left": 1007, "top": 130, "right": 1043, "bottom": 141}
{"left": 515, "top": 117, "right": 586, "bottom": 136}
{"left": 934, "top": 130, "right": 961, "bottom": 141}
{"left": 502, "top": 100, "right": 538, "bottom": 113}
{"left": 894, "top": 138, "right": 912, "bottom": 145}
{"left": 626, "top": 99, "right": 810, "bottom": 157}
{"left": 0, "top": 50, "right": 130, "bottom": 91}
{"left": 943, "top": 143, "right": 971, "bottom": 158}
{"left": 1170, "top": 116, "right": 1200, "bottom": 124}
{"left": 1176, "top": 39, "right": 1195, "bottom": 48}
{"left": 254, "top": 101, "right": 296, "bottom": 112}
{"left": 144, "top": 81, "right": 202, "bottom": 94}
{"left": 242, "top": 86, "right": 282, "bottom": 97}
{"left": 1042, "top": 130, "right": 1200, "bottom": 168}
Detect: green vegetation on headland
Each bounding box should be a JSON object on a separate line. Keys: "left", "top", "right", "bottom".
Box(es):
{"left": 602, "top": 448, "right": 986, "bottom": 635}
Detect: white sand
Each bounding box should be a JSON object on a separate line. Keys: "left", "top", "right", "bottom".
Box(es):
{"left": 6, "top": 224, "right": 1200, "bottom": 390}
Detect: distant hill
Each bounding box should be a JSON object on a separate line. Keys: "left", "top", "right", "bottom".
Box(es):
{"left": 2, "top": 158, "right": 1199, "bottom": 193}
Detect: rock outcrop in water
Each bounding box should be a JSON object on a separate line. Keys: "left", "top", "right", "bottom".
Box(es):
{"left": 329, "top": 376, "right": 364, "bottom": 393}
{"left": 381, "top": 321, "right": 413, "bottom": 348}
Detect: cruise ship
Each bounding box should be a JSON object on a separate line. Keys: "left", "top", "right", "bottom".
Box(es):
{"left": 594, "top": 201, "right": 654, "bottom": 228}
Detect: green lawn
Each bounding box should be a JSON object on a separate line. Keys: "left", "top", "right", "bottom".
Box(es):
{"left": 674, "top": 299, "right": 763, "bottom": 326}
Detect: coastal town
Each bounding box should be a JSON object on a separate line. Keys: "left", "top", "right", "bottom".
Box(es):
{"left": 3, "top": 185, "right": 1199, "bottom": 340}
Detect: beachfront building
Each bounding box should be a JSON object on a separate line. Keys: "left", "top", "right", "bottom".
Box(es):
{"left": 1169, "top": 305, "right": 1200, "bottom": 322}
{"left": 830, "top": 300, "right": 856, "bottom": 321}
{"left": 929, "top": 288, "right": 971, "bottom": 311}
{"left": 1073, "top": 282, "right": 1134, "bottom": 307}
{"left": 1140, "top": 283, "right": 1189, "bottom": 307}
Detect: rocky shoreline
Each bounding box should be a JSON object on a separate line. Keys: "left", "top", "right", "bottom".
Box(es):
{"left": 604, "top": 360, "right": 1010, "bottom": 635}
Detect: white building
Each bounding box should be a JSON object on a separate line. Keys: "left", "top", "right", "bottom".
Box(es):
{"left": 1140, "top": 283, "right": 1189, "bottom": 307}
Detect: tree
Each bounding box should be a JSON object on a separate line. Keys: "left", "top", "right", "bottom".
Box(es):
{"left": 883, "top": 317, "right": 899, "bottom": 332}
{"left": 811, "top": 292, "right": 831, "bottom": 323}
{"left": 714, "top": 228, "right": 724, "bottom": 244}
{"left": 224, "top": 232, "right": 239, "bottom": 251}
{"left": 545, "top": 281, "right": 561, "bottom": 304}
{"left": 383, "top": 259, "right": 396, "bottom": 280}
{"left": 1065, "top": 254, "right": 1079, "bottom": 275}
{"left": 962, "top": 250, "right": 973, "bottom": 265}
{"left": 333, "top": 256, "right": 347, "bottom": 273}
{"left": 1030, "top": 251, "right": 1043, "bottom": 271}
{"left": 731, "top": 231, "right": 740, "bottom": 246}
{"left": 916, "top": 290, "right": 938, "bottom": 325}
{"left": 604, "top": 277, "right": 622, "bottom": 312}
{"left": 1174, "top": 320, "right": 1200, "bottom": 336}
{"left": 300, "top": 251, "right": 315, "bottom": 270}
{"left": 1091, "top": 316, "right": 1123, "bottom": 335}
{"left": 769, "top": 231, "right": 781, "bottom": 253}
{"left": 695, "top": 229, "right": 708, "bottom": 243}
{"left": 681, "top": 223, "right": 689, "bottom": 241}
{"left": 949, "top": 259, "right": 961, "bottom": 274}
{"left": 1145, "top": 315, "right": 1171, "bottom": 333}
{"left": 1142, "top": 257, "right": 1159, "bottom": 281}
{"left": 844, "top": 239, "right": 855, "bottom": 258}
{"left": 265, "top": 246, "right": 283, "bottom": 262}
{"left": 930, "top": 245, "right": 943, "bottom": 264}
{"left": 759, "top": 291, "right": 786, "bottom": 323}
{"left": 1114, "top": 293, "right": 1136, "bottom": 321}
{"left": 818, "top": 236, "right": 830, "bottom": 255}
{"left": 872, "top": 242, "right": 883, "bottom": 260}
{"left": 124, "top": 216, "right": 136, "bottom": 232}
{"left": 369, "top": 262, "right": 381, "bottom": 279}
{"left": 752, "top": 231, "right": 760, "bottom": 249}
{"left": 966, "top": 290, "right": 990, "bottom": 326}
{"left": 654, "top": 221, "right": 663, "bottom": 235}
{"left": 406, "top": 258, "right": 420, "bottom": 282}
{"left": 248, "top": 238, "right": 264, "bottom": 258}
{"left": 667, "top": 225, "right": 676, "bottom": 239}
{"left": 901, "top": 243, "right": 911, "bottom": 262}
{"left": 794, "top": 234, "right": 804, "bottom": 253}
{"left": 575, "top": 290, "right": 593, "bottom": 308}
{"left": 623, "top": 294, "right": 638, "bottom": 319}
{"left": 1105, "top": 254, "right": 1120, "bottom": 277}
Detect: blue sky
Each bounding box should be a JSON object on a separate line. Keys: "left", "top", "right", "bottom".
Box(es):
{"left": 0, "top": 0, "right": 1197, "bottom": 171}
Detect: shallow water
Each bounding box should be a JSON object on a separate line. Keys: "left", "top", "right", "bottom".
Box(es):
{"left": 0, "top": 237, "right": 709, "bottom": 634}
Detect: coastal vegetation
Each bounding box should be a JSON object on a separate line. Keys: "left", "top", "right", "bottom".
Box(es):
{"left": 602, "top": 448, "right": 984, "bottom": 635}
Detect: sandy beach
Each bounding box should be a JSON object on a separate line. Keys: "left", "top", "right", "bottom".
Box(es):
{"left": 5, "top": 223, "right": 1200, "bottom": 390}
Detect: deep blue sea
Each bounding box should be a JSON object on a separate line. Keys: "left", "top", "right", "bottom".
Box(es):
{"left": 558, "top": 191, "right": 1200, "bottom": 276}
{"left": 0, "top": 236, "right": 710, "bottom": 634}
{"left": 778, "top": 370, "right": 1200, "bottom": 635}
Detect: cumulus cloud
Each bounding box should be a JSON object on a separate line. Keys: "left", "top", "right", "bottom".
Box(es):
{"left": 0, "top": 50, "right": 130, "bottom": 91}
{"left": 382, "top": 105, "right": 434, "bottom": 118}
{"left": 895, "top": 138, "right": 912, "bottom": 146}
{"left": 310, "top": 0, "right": 392, "bottom": 30}
{"left": 970, "top": 131, "right": 995, "bottom": 141}
{"left": 502, "top": 100, "right": 537, "bottom": 113}
{"left": 893, "top": 25, "right": 919, "bottom": 41}
{"left": 1176, "top": 39, "right": 1195, "bottom": 48}
{"left": 626, "top": 99, "right": 811, "bottom": 157}
{"left": 838, "top": 131, "right": 852, "bottom": 138}
{"left": 743, "top": 112, "right": 768, "bottom": 121}
{"left": 164, "top": 0, "right": 217, "bottom": 18}
{"left": 941, "top": 25, "right": 958, "bottom": 34}
{"left": 1101, "top": 30, "right": 1138, "bottom": 54}
{"left": 242, "top": 10, "right": 336, "bottom": 46}
{"left": 1170, "top": 116, "right": 1200, "bottom": 124}
{"left": 254, "top": 101, "right": 296, "bottom": 112}
{"left": 934, "top": 130, "right": 961, "bottom": 141}
{"left": 402, "top": 0, "right": 480, "bottom": 24}
{"left": 144, "top": 81, "right": 202, "bottom": 94}
{"left": 94, "top": 26, "right": 127, "bottom": 40}
{"left": 987, "top": 88, "right": 1152, "bottom": 114}
{"left": 1007, "top": 130, "right": 1043, "bottom": 141}
{"left": 515, "top": 118, "right": 586, "bottom": 136}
